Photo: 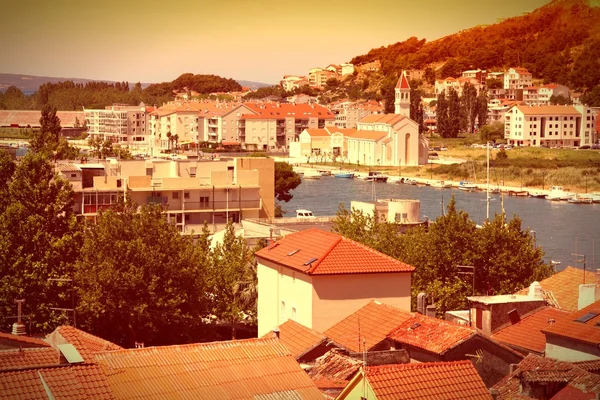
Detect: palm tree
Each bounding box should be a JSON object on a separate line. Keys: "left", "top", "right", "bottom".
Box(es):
{"left": 173, "top": 134, "right": 179, "bottom": 152}
{"left": 166, "top": 131, "right": 172, "bottom": 151}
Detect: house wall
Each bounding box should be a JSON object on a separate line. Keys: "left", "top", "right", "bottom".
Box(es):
{"left": 337, "top": 376, "right": 378, "bottom": 400}
{"left": 236, "top": 157, "right": 274, "bottom": 219}
{"left": 311, "top": 272, "right": 412, "bottom": 333}
{"left": 545, "top": 334, "right": 600, "bottom": 362}
{"left": 256, "top": 260, "right": 314, "bottom": 337}
{"left": 470, "top": 300, "right": 545, "bottom": 336}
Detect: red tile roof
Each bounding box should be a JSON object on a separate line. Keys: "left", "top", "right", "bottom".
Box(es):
{"left": 541, "top": 299, "right": 600, "bottom": 346}
{"left": 308, "top": 350, "right": 362, "bottom": 386}
{"left": 245, "top": 103, "right": 334, "bottom": 119}
{"left": 0, "top": 364, "right": 115, "bottom": 400}
{"left": 396, "top": 71, "right": 410, "bottom": 89}
{"left": 0, "top": 348, "right": 60, "bottom": 370}
{"left": 387, "top": 314, "right": 475, "bottom": 355}
{"left": 551, "top": 384, "right": 597, "bottom": 400}
{"left": 516, "top": 266, "right": 595, "bottom": 311}
{"left": 304, "top": 128, "right": 330, "bottom": 137}
{"left": 45, "top": 326, "right": 122, "bottom": 363}
{"left": 492, "top": 354, "right": 600, "bottom": 400}
{"left": 0, "top": 111, "right": 84, "bottom": 128}
{"left": 491, "top": 307, "right": 571, "bottom": 354}
{"left": 573, "top": 359, "right": 600, "bottom": 373}
{"left": 515, "top": 105, "right": 581, "bottom": 116}
{"left": 324, "top": 301, "right": 413, "bottom": 353}
{"left": 363, "top": 361, "right": 492, "bottom": 400}
{"left": 359, "top": 113, "right": 407, "bottom": 125}
{"left": 94, "top": 337, "right": 323, "bottom": 399}
{"left": 0, "top": 332, "right": 50, "bottom": 348}
{"left": 262, "top": 319, "right": 327, "bottom": 359}
{"left": 344, "top": 130, "right": 388, "bottom": 141}
{"left": 255, "top": 229, "right": 414, "bottom": 276}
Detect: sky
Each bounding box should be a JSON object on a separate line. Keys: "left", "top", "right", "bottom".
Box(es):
{"left": 1, "top": 0, "right": 551, "bottom": 85}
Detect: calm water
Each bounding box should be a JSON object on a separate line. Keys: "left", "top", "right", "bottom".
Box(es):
{"left": 282, "top": 177, "right": 600, "bottom": 271}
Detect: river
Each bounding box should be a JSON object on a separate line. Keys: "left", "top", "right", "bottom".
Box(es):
{"left": 282, "top": 177, "right": 600, "bottom": 271}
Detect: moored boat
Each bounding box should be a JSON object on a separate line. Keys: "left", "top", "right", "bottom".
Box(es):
{"left": 509, "top": 190, "right": 529, "bottom": 197}
{"left": 317, "top": 170, "right": 332, "bottom": 177}
{"left": 334, "top": 172, "right": 354, "bottom": 179}
{"left": 458, "top": 181, "right": 477, "bottom": 191}
{"left": 568, "top": 194, "right": 593, "bottom": 204}
{"left": 365, "top": 171, "right": 389, "bottom": 182}
{"left": 430, "top": 180, "right": 452, "bottom": 188}
{"left": 303, "top": 170, "right": 321, "bottom": 180}
{"left": 529, "top": 191, "right": 546, "bottom": 199}
{"left": 546, "top": 186, "right": 566, "bottom": 201}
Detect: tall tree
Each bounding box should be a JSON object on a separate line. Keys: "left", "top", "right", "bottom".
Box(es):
{"left": 476, "top": 87, "right": 489, "bottom": 129}
{"left": 274, "top": 162, "right": 301, "bottom": 203}
{"left": 460, "top": 82, "right": 478, "bottom": 134}
{"left": 0, "top": 153, "right": 82, "bottom": 333}
{"left": 447, "top": 88, "right": 461, "bottom": 138}
{"left": 76, "top": 202, "right": 209, "bottom": 347}
{"left": 436, "top": 91, "right": 449, "bottom": 138}
{"left": 30, "top": 104, "right": 61, "bottom": 153}
{"left": 0, "top": 150, "right": 15, "bottom": 214}
{"left": 410, "top": 88, "right": 426, "bottom": 133}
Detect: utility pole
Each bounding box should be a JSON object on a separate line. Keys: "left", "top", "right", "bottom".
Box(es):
{"left": 571, "top": 253, "right": 587, "bottom": 284}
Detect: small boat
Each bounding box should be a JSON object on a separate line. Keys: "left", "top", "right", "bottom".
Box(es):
{"left": 568, "top": 194, "right": 593, "bottom": 204}
{"left": 430, "top": 180, "right": 452, "bottom": 189}
{"left": 317, "top": 170, "right": 332, "bottom": 177}
{"left": 546, "top": 186, "right": 566, "bottom": 201}
{"left": 405, "top": 179, "right": 418, "bottom": 185}
{"left": 296, "top": 209, "right": 316, "bottom": 218}
{"left": 415, "top": 181, "right": 429, "bottom": 187}
{"left": 581, "top": 192, "right": 600, "bottom": 203}
{"left": 489, "top": 187, "right": 501, "bottom": 194}
{"left": 303, "top": 170, "right": 321, "bottom": 180}
{"left": 364, "top": 171, "right": 388, "bottom": 183}
{"left": 508, "top": 190, "right": 529, "bottom": 197}
{"left": 529, "top": 191, "right": 546, "bottom": 199}
{"left": 334, "top": 172, "right": 354, "bottom": 179}
{"left": 458, "top": 181, "right": 477, "bottom": 192}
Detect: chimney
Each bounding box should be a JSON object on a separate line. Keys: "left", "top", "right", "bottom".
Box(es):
{"left": 11, "top": 299, "right": 26, "bottom": 336}
{"left": 273, "top": 327, "right": 280, "bottom": 339}
{"left": 425, "top": 304, "right": 436, "bottom": 318}
{"left": 417, "top": 292, "right": 426, "bottom": 314}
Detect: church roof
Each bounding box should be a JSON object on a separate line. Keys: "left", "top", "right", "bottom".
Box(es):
{"left": 396, "top": 71, "right": 410, "bottom": 89}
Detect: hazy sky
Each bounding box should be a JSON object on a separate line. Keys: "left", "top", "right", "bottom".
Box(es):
{"left": 1, "top": 0, "right": 551, "bottom": 84}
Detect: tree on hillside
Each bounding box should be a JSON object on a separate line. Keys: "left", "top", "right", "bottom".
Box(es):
{"left": 549, "top": 94, "right": 572, "bottom": 105}
{"left": 381, "top": 76, "right": 397, "bottom": 114}
{"left": 447, "top": 88, "right": 461, "bottom": 138}
{"left": 76, "top": 202, "right": 210, "bottom": 347}
{"left": 581, "top": 85, "right": 600, "bottom": 107}
{"left": 460, "top": 83, "right": 478, "bottom": 134}
{"left": 0, "top": 153, "right": 82, "bottom": 333}
{"left": 436, "top": 91, "right": 449, "bottom": 138}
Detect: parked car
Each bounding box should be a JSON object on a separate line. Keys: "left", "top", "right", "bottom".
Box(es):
{"left": 591, "top": 144, "right": 600, "bottom": 150}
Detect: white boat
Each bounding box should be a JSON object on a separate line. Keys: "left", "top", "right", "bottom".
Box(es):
{"left": 545, "top": 186, "right": 566, "bottom": 201}
{"left": 303, "top": 170, "right": 321, "bottom": 180}
{"left": 458, "top": 181, "right": 477, "bottom": 191}
{"left": 568, "top": 194, "right": 593, "bottom": 204}
{"left": 296, "top": 209, "right": 316, "bottom": 219}
{"left": 430, "top": 180, "right": 452, "bottom": 188}
{"left": 317, "top": 170, "right": 332, "bottom": 177}
{"left": 364, "top": 171, "right": 388, "bottom": 182}
{"left": 582, "top": 192, "right": 600, "bottom": 203}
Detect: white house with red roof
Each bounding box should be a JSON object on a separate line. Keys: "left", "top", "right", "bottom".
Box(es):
{"left": 254, "top": 229, "right": 414, "bottom": 336}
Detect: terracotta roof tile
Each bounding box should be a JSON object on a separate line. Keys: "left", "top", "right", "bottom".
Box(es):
{"left": 491, "top": 307, "right": 571, "bottom": 354}
{"left": 364, "top": 361, "right": 492, "bottom": 400}
{"left": 255, "top": 229, "right": 414, "bottom": 276}
{"left": 516, "top": 267, "right": 595, "bottom": 311}
{"left": 0, "top": 348, "right": 61, "bottom": 370}
{"left": 304, "top": 128, "right": 330, "bottom": 137}
{"left": 0, "top": 110, "right": 84, "bottom": 128}
{"left": 308, "top": 350, "right": 362, "bottom": 385}
{"left": 359, "top": 113, "right": 407, "bottom": 125}
{"left": 324, "top": 301, "right": 413, "bottom": 353}
{"left": 573, "top": 359, "right": 600, "bottom": 372}
{"left": 541, "top": 299, "right": 600, "bottom": 346}
{"left": 261, "top": 319, "right": 326, "bottom": 359}
{"left": 0, "top": 332, "right": 50, "bottom": 348}
{"left": 45, "top": 326, "right": 122, "bottom": 363}
{"left": 0, "top": 364, "right": 115, "bottom": 400}
{"left": 514, "top": 105, "right": 581, "bottom": 116}
{"left": 387, "top": 314, "right": 475, "bottom": 355}
{"left": 94, "top": 337, "right": 323, "bottom": 399}
{"left": 551, "top": 384, "right": 598, "bottom": 399}
{"left": 344, "top": 130, "right": 388, "bottom": 141}
{"left": 245, "top": 103, "right": 334, "bottom": 119}
{"left": 492, "top": 354, "right": 600, "bottom": 400}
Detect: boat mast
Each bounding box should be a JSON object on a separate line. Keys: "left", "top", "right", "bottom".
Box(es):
{"left": 486, "top": 141, "right": 490, "bottom": 221}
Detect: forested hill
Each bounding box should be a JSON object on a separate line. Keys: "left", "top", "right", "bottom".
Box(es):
{"left": 0, "top": 73, "right": 244, "bottom": 111}
{"left": 351, "top": 0, "right": 600, "bottom": 92}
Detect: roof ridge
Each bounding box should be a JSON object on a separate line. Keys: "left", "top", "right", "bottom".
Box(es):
{"left": 307, "top": 235, "right": 343, "bottom": 274}
{"left": 367, "top": 359, "right": 472, "bottom": 372}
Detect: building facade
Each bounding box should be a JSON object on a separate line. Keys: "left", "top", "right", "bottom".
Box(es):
{"left": 84, "top": 105, "right": 152, "bottom": 149}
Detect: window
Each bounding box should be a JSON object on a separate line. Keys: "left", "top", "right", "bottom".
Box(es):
{"left": 280, "top": 301, "right": 286, "bottom": 321}
{"left": 70, "top": 173, "right": 77, "bottom": 178}
{"left": 184, "top": 192, "right": 190, "bottom": 199}
{"left": 575, "top": 312, "right": 599, "bottom": 323}
{"left": 476, "top": 308, "right": 483, "bottom": 330}
{"left": 172, "top": 192, "right": 179, "bottom": 199}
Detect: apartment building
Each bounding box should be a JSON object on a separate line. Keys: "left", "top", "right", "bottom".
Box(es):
{"left": 235, "top": 103, "right": 335, "bottom": 152}
{"left": 504, "top": 105, "right": 595, "bottom": 147}
{"left": 55, "top": 157, "right": 275, "bottom": 232}
{"left": 331, "top": 100, "right": 384, "bottom": 129}
{"left": 503, "top": 67, "right": 533, "bottom": 100}
{"left": 308, "top": 67, "right": 336, "bottom": 88}
{"left": 280, "top": 75, "right": 309, "bottom": 92}
{"left": 523, "top": 83, "right": 570, "bottom": 106}
{"left": 461, "top": 69, "right": 487, "bottom": 83}
{"left": 84, "top": 105, "right": 152, "bottom": 149}
{"left": 487, "top": 99, "right": 524, "bottom": 123}
{"left": 340, "top": 63, "right": 355, "bottom": 76}
{"left": 434, "top": 77, "right": 483, "bottom": 97}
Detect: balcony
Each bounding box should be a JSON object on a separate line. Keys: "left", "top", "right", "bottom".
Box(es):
{"left": 148, "top": 196, "right": 168, "bottom": 205}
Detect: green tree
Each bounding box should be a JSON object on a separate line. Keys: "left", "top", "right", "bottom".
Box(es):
{"left": 479, "top": 122, "right": 505, "bottom": 143}
{"left": 549, "top": 94, "right": 572, "bottom": 105}
{"left": 75, "top": 201, "right": 209, "bottom": 347}
{"left": 436, "top": 91, "right": 449, "bottom": 138}
{"left": 476, "top": 87, "right": 489, "bottom": 129}
{"left": 410, "top": 88, "right": 426, "bottom": 133}
{"left": 447, "top": 88, "right": 461, "bottom": 138}
{"left": 30, "top": 104, "right": 61, "bottom": 153}
{"left": 581, "top": 85, "right": 600, "bottom": 107}
{"left": 460, "top": 82, "right": 478, "bottom": 134}
{"left": 0, "top": 150, "right": 15, "bottom": 213}
{"left": 381, "top": 76, "right": 397, "bottom": 114}
{"left": 274, "top": 162, "right": 301, "bottom": 203}
{"left": 424, "top": 67, "right": 436, "bottom": 85}
{"left": 0, "top": 153, "right": 82, "bottom": 333}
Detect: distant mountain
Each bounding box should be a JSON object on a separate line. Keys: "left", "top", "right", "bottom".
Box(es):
{"left": 0, "top": 73, "right": 272, "bottom": 94}
{"left": 349, "top": 0, "right": 600, "bottom": 92}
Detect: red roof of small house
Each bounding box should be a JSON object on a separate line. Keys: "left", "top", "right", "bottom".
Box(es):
{"left": 551, "top": 384, "right": 598, "bottom": 400}
{"left": 255, "top": 229, "right": 414, "bottom": 276}
{"left": 0, "top": 364, "right": 115, "bottom": 400}
{"left": 515, "top": 266, "right": 596, "bottom": 311}
{"left": 324, "top": 301, "right": 413, "bottom": 353}
{"left": 308, "top": 350, "right": 362, "bottom": 388}
{"left": 0, "top": 347, "right": 61, "bottom": 370}
{"left": 0, "top": 332, "right": 50, "bottom": 348}
{"left": 492, "top": 354, "right": 600, "bottom": 400}
{"left": 387, "top": 314, "right": 476, "bottom": 355}
{"left": 491, "top": 307, "right": 571, "bottom": 354}
{"left": 396, "top": 72, "right": 410, "bottom": 89}
{"left": 94, "top": 337, "right": 323, "bottom": 399}
{"left": 541, "top": 299, "right": 600, "bottom": 346}
{"left": 45, "top": 326, "right": 122, "bottom": 363}
{"left": 261, "top": 319, "right": 327, "bottom": 359}
{"left": 574, "top": 359, "right": 600, "bottom": 373}
{"left": 362, "top": 361, "right": 492, "bottom": 400}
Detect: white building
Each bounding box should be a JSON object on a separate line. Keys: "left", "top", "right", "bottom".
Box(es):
{"left": 84, "top": 105, "right": 152, "bottom": 150}
{"left": 523, "top": 84, "right": 570, "bottom": 106}
{"left": 504, "top": 104, "right": 595, "bottom": 147}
